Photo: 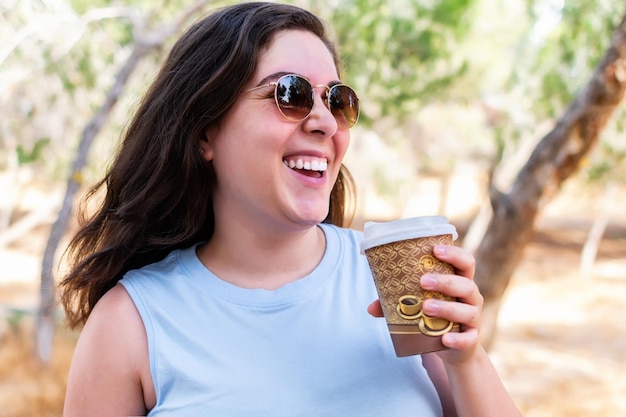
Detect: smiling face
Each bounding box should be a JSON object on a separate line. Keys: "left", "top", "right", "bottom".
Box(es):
{"left": 202, "top": 29, "right": 351, "bottom": 234}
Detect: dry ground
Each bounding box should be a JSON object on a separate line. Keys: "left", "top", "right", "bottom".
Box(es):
{"left": 493, "top": 228, "right": 626, "bottom": 416}
{"left": 0, "top": 185, "right": 624, "bottom": 416}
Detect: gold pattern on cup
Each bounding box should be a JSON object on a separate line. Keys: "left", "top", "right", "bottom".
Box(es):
{"left": 419, "top": 314, "right": 453, "bottom": 336}
{"left": 396, "top": 295, "right": 422, "bottom": 320}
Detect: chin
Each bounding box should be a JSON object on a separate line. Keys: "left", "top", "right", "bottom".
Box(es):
{"left": 284, "top": 199, "right": 331, "bottom": 227}
{"left": 298, "top": 216, "right": 326, "bottom": 227}
{"left": 290, "top": 210, "right": 328, "bottom": 227}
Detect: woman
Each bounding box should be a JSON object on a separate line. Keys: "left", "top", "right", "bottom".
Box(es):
{"left": 61, "top": 2, "right": 522, "bottom": 416}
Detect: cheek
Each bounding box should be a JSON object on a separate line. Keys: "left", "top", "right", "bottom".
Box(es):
{"left": 328, "top": 133, "right": 350, "bottom": 185}
{"left": 334, "top": 131, "right": 351, "bottom": 164}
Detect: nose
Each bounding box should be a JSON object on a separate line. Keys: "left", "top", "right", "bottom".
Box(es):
{"left": 303, "top": 86, "right": 338, "bottom": 135}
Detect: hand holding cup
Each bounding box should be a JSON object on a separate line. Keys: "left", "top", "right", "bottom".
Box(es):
{"left": 362, "top": 216, "right": 480, "bottom": 357}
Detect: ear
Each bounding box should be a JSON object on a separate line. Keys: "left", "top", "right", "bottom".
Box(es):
{"left": 200, "top": 125, "right": 217, "bottom": 161}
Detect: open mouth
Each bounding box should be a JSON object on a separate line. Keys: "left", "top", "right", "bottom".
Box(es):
{"left": 283, "top": 157, "right": 328, "bottom": 178}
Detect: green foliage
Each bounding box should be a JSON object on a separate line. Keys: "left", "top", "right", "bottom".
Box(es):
{"left": 516, "top": 0, "right": 624, "bottom": 117}
{"left": 6, "top": 308, "right": 30, "bottom": 334}
{"left": 539, "top": 69, "right": 572, "bottom": 118}
{"left": 16, "top": 138, "right": 50, "bottom": 165}
{"left": 69, "top": 0, "right": 112, "bottom": 14}
{"left": 306, "top": 0, "right": 478, "bottom": 125}
{"left": 3, "top": 0, "right": 625, "bottom": 193}
{"left": 493, "top": 0, "right": 626, "bottom": 187}
{"left": 432, "top": 0, "right": 475, "bottom": 33}
{"left": 585, "top": 140, "right": 626, "bottom": 184}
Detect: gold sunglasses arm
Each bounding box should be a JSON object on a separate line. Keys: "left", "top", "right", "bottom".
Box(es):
{"left": 245, "top": 82, "right": 278, "bottom": 93}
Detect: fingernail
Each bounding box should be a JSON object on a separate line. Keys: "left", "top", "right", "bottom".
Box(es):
{"left": 434, "top": 245, "right": 447, "bottom": 255}
{"left": 443, "top": 331, "right": 458, "bottom": 344}
{"left": 421, "top": 275, "right": 437, "bottom": 289}
{"left": 423, "top": 299, "right": 440, "bottom": 314}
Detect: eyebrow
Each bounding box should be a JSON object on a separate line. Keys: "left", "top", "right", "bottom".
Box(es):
{"left": 253, "top": 71, "right": 291, "bottom": 87}
{"left": 252, "top": 71, "right": 342, "bottom": 88}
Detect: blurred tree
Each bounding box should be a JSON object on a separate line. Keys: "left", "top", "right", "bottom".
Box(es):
{"left": 324, "top": 0, "right": 476, "bottom": 124}
{"left": 26, "top": 0, "right": 213, "bottom": 363}
{"left": 529, "top": 0, "right": 626, "bottom": 274}
{"left": 580, "top": 142, "right": 625, "bottom": 272}
{"left": 474, "top": 6, "right": 626, "bottom": 348}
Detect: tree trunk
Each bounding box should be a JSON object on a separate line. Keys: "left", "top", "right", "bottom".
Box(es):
{"left": 475, "top": 12, "right": 626, "bottom": 350}
{"left": 36, "top": 42, "right": 149, "bottom": 364}
{"left": 580, "top": 182, "right": 616, "bottom": 274}
{"left": 35, "top": 0, "right": 211, "bottom": 363}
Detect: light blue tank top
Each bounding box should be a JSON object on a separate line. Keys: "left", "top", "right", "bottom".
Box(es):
{"left": 120, "top": 224, "right": 443, "bottom": 416}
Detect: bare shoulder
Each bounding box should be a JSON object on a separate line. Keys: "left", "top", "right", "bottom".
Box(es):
{"left": 95, "top": 283, "right": 143, "bottom": 322}
{"left": 63, "top": 284, "right": 155, "bottom": 416}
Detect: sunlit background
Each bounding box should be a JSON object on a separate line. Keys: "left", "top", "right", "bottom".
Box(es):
{"left": 1, "top": 0, "right": 625, "bottom": 415}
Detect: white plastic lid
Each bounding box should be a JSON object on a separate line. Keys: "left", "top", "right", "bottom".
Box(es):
{"left": 360, "top": 215, "right": 458, "bottom": 253}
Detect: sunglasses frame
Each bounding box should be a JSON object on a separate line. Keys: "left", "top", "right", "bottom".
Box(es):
{"left": 246, "top": 74, "right": 359, "bottom": 129}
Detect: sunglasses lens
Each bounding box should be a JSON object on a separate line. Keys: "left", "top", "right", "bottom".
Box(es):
{"left": 272, "top": 75, "right": 359, "bottom": 128}
{"left": 275, "top": 75, "right": 314, "bottom": 121}
{"left": 328, "top": 85, "right": 359, "bottom": 128}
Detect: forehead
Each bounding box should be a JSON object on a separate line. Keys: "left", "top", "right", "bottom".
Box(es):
{"left": 255, "top": 30, "right": 339, "bottom": 82}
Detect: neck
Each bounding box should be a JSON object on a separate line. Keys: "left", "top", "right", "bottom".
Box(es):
{"left": 196, "top": 221, "right": 326, "bottom": 290}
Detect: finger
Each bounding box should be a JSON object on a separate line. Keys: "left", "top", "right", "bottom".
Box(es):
{"left": 420, "top": 273, "right": 484, "bottom": 308}
{"left": 441, "top": 328, "right": 480, "bottom": 352}
{"left": 421, "top": 298, "right": 481, "bottom": 330}
{"left": 433, "top": 245, "right": 475, "bottom": 280}
{"left": 367, "top": 300, "right": 384, "bottom": 318}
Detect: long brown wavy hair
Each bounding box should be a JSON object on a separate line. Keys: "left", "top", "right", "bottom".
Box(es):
{"left": 60, "top": 2, "right": 356, "bottom": 328}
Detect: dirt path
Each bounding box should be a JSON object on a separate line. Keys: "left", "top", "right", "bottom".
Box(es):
{"left": 493, "top": 228, "right": 626, "bottom": 416}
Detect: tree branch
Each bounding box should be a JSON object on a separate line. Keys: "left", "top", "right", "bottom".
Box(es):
{"left": 474, "top": 10, "right": 626, "bottom": 350}
{"left": 35, "top": 0, "right": 212, "bottom": 364}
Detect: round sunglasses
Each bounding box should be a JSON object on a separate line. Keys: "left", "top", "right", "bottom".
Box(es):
{"left": 247, "top": 74, "right": 360, "bottom": 129}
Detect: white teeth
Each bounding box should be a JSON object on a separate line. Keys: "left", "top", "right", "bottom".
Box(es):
{"left": 283, "top": 157, "right": 328, "bottom": 172}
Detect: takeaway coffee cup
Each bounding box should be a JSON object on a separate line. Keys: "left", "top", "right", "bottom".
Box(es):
{"left": 361, "top": 216, "right": 460, "bottom": 356}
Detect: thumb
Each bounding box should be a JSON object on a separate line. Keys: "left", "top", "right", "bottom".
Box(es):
{"left": 367, "top": 299, "right": 384, "bottom": 317}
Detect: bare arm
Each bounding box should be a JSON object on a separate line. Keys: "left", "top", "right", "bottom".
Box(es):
{"left": 421, "top": 353, "right": 458, "bottom": 417}
{"left": 63, "top": 284, "right": 155, "bottom": 417}
{"left": 433, "top": 344, "right": 521, "bottom": 417}
{"left": 420, "top": 245, "right": 522, "bottom": 417}
{"left": 367, "top": 245, "right": 522, "bottom": 417}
